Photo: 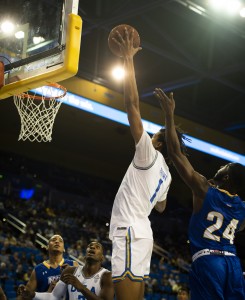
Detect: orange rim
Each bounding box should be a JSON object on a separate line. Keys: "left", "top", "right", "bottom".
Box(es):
{"left": 19, "top": 83, "right": 67, "bottom": 101}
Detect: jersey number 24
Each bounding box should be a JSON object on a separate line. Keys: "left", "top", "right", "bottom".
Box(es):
{"left": 203, "top": 211, "right": 239, "bottom": 244}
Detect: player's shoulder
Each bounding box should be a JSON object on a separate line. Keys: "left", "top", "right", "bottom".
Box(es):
{"left": 34, "top": 261, "right": 48, "bottom": 270}
{"left": 136, "top": 130, "right": 151, "bottom": 147}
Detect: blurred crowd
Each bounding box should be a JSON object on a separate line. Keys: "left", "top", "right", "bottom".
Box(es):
{"left": 0, "top": 151, "right": 191, "bottom": 299}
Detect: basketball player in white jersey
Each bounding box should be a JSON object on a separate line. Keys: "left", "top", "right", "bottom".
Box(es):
{"left": 18, "top": 242, "right": 114, "bottom": 300}
{"left": 109, "top": 28, "right": 187, "bottom": 300}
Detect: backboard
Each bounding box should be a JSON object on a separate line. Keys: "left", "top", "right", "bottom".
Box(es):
{"left": 0, "top": 0, "right": 82, "bottom": 99}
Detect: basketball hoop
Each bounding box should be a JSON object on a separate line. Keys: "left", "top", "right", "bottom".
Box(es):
{"left": 14, "top": 83, "right": 67, "bottom": 142}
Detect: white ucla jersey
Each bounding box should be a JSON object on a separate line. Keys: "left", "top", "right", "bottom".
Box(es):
{"left": 109, "top": 130, "right": 171, "bottom": 240}
{"left": 67, "top": 266, "right": 109, "bottom": 299}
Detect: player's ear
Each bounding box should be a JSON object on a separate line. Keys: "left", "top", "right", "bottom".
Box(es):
{"left": 156, "top": 141, "right": 163, "bottom": 151}
{"left": 224, "top": 175, "right": 229, "bottom": 181}
{"left": 101, "top": 255, "right": 105, "bottom": 263}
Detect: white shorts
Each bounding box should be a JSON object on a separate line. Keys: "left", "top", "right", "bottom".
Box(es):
{"left": 111, "top": 227, "right": 153, "bottom": 282}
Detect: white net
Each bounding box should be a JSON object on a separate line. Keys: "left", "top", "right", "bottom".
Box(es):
{"left": 14, "top": 84, "right": 66, "bottom": 142}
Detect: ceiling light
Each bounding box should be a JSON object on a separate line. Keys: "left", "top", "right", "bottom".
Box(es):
{"left": 1, "top": 21, "right": 14, "bottom": 34}
{"left": 15, "top": 31, "right": 25, "bottom": 39}
{"left": 33, "top": 36, "right": 45, "bottom": 44}
{"left": 209, "top": 0, "right": 241, "bottom": 14}
{"left": 112, "top": 66, "right": 125, "bottom": 81}
{"left": 209, "top": 0, "right": 224, "bottom": 10}
{"left": 224, "top": 0, "right": 241, "bottom": 15}
{"left": 239, "top": 6, "right": 245, "bottom": 17}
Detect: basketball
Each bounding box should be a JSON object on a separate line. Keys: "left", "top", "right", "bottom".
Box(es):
{"left": 108, "top": 24, "right": 140, "bottom": 57}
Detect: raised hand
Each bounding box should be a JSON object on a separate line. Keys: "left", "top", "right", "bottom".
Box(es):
{"left": 153, "top": 88, "right": 175, "bottom": 116}
{"left": 112, "top": 27, "right": 142, "bottom": 58}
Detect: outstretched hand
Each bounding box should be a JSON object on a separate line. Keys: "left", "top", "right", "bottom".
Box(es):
{"left": 113, "top": 27, "right": 142, "bottom": 58}
{"left": 153, "top": 88, "right": 175, "bottom": 115}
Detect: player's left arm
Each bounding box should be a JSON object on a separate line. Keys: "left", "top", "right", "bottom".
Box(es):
{"left": 113, "top": 28, "right": 143, "bottom": 144}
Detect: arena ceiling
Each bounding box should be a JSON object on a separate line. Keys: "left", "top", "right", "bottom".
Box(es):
{"left": 77, "top": 0, "right": 245, "bottom": 141}
{"left": 0, "top": 0, "right": 244, "bottom": 185}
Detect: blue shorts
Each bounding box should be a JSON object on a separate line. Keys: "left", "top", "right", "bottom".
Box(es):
{"left": 190, "top": 255, "right": 245, "bottom": 299}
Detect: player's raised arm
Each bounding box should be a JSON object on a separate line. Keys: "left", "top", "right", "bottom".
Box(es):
{"left": 154, "top": 88, "right": 209, "bottom": 211}
{"left": 113, "top": 27, "right": 143, "bottom": 144}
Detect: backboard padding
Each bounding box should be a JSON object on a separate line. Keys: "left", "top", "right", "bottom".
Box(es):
{"left": 0, "top": 0, "right": 81, "bottom": 99}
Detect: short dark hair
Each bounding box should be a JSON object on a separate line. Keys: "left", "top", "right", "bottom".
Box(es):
{"left": 88, "top": 241, "right": 104, "bottom": 253}
{"left": 157, "top": 127, "right": 189, "bottom": 163}
{"left": 228, "top": 163, "right": 245, "bottom": 200}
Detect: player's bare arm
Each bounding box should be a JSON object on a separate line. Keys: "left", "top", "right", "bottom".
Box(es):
{"left": 154, "top": 88, "right": 209, "bottom": 212}
{"left": 113, "top": 28, "right": 143, "bottom": 144}
{"left": 25, "top": 270, "right": 37, "bottom": 291}
{"left": 17, "top": 269, "right": 37, "bottom": 298}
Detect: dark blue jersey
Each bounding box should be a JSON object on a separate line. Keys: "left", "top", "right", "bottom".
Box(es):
{"left": 189, "top": 186, "right": 245, "bottom": 255}
{"left": 35, "top": 258, "right": 74, "bottom": 292}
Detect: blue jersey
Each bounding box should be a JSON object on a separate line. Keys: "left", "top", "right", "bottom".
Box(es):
{"left": 35, "top": 258, "right": 74, "bottom": 292}
{"left": 189, "top": 186, "right": 245, "bottom": 255}
{"left": 188, "top": 187, "right": 245, "bottom": 299}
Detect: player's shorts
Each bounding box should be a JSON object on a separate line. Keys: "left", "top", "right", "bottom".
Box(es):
{"left": 111, "top": 227, "right": 153, "bottom": 283}
{"left": 190, "top": 254, "right": 245, "bottom": 299}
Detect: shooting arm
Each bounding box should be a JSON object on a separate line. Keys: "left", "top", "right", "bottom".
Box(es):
{"left": 124, "top": 56, "right": 143, "bottom": 143}
{"left": 113, "top": 27, "right": 143, "bottom": 143}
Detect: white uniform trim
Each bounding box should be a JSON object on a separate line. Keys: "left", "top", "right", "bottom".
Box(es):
{"left": 192, "top": 249, "right": 235, "bottom": 262}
